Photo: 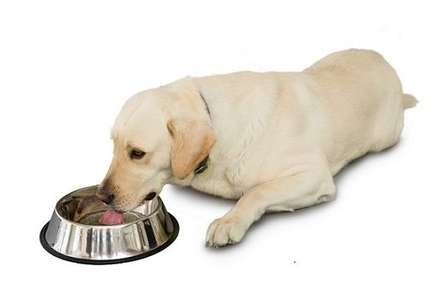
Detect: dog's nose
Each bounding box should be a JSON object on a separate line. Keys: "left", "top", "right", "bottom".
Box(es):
{"left": 96, "top": 182, "right": 115, "bottom": 204}
{"left": 96, "top": 192, "right": 114, "bottom": 204}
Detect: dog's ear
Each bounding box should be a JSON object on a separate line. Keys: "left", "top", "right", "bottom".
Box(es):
{"left": 167, "top": 119, "right": 215, "bottom": 179}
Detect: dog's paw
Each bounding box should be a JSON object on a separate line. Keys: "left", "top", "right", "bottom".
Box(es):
{"left": 205, "top": 214, "right": 249, "bottom": 247}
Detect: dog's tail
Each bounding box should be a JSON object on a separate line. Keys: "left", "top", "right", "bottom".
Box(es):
{"left": 402, "top": 93, "right": 418, "bottom": 109}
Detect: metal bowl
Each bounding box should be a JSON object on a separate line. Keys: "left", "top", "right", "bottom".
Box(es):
{"left": 40, "top": 185, "right": 179, "bottom": 264}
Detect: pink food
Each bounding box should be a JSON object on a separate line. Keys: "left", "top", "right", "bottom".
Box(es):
{"left": 99, "top": 209, "right": 124, "bottom": 225}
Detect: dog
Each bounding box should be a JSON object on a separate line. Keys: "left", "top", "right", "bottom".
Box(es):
{"left": 96, "top": 49, "right": 416, "bottom": 247}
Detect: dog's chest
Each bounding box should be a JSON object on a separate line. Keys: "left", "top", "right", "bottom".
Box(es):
{"left": 189, "top": 144, "right": 265, "bottom": 199}
{"left": 189, "top": 160, "right": 244, "bottom": 199}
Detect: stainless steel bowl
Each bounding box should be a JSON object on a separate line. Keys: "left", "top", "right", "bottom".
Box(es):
{"left": 40, "top": 186, "right": 179, "bottom": 264}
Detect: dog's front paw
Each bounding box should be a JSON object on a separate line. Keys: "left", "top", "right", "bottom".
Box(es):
{"left": 205, "top": 214, "right": 249, "bottom": 247}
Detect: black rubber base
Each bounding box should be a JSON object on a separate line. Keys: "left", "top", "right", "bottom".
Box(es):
{"left": 40, "top": 214, "right": 179, "bottom": 265}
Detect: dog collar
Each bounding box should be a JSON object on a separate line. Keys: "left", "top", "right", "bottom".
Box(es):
{"left": 199, "top": 91, "right": 211, "bottom": 118}
{"left": 193, "top": 90, "right": 211, "bottom": 175}
{"left": 194, "top": 156, "right": 209, "bottom": 175}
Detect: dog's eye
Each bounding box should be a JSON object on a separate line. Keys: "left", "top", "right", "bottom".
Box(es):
{"left": 130, "top": 149, "right": 146, "bottom": 160}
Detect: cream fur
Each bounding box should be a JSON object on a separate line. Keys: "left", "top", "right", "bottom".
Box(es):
{"left": 99, "top": 49, "right": 416, "bottom": 247}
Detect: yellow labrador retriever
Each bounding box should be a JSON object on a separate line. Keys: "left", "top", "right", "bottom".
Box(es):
{"left": 97, "top": 49, "right": 416, "bottom": 247}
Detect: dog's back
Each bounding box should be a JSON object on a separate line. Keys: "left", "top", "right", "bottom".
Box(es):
{"left": 191, "top": 49, "right": 415, "bottom": 194}
{"left": 304, "top": 49, "right": 415, "bottom": 174}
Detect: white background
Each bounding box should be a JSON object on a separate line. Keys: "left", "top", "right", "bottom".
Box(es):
{"left": 0, "top": 0, "right": 439, "bottom": 289}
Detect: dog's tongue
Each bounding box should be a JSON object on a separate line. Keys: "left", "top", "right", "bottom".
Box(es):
{"left": 99, "top": 209, "right": 124, "bottom": 225}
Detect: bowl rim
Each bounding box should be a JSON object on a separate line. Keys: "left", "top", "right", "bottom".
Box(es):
{"left": 54, "top": 185, "right": 162, "bottom": 229}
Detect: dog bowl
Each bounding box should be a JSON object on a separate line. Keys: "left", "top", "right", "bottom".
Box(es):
{"left": 40, "top": 185, "right": 179, "bottom": 264}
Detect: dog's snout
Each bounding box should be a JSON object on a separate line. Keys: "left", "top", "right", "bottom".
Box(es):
{"left": 96, "top": 180, "right": 116, "bottom": 204}
{"left": 145, "top": 192, "right": 157, "bottom": 200}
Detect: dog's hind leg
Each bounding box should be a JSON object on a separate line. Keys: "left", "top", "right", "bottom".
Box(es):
{"left": 205, "top": 167, "right": 336, "bottom": 247}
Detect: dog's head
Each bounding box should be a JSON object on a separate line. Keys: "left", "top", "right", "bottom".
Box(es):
{"left": 97, "top": 80, "right": 215, "bottom": 210}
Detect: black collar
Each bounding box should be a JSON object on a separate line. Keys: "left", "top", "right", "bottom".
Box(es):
{"left": 194, "top": 92, "right": 211, "bottom": 175}
{"left": 199, "top": 91, "right": 211, "bottom": 117}
{"left": 194, "top": 156, "right": 209, "bottom": 175}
